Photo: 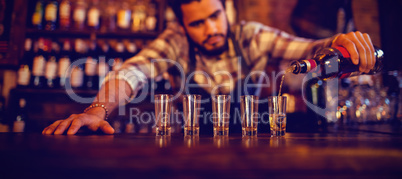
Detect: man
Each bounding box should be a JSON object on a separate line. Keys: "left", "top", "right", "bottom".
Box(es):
{"left": 42, "top": 0, "right": 376, "bottom": 135}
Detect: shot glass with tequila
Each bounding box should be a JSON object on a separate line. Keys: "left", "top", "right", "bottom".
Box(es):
{"left": 183, "top": 95, "right": 201, "bottom": 136}
{"left": 268, "top": 96, "right": 287, "bottom": 137}
{"left": 241, "top": 95, "right": 259, "bottom": 137}
{"left": 154, "top": 94, "right": 173, "bottom": 136}
{"left": 212, "top": 95, "right": 231, "bottom": 136}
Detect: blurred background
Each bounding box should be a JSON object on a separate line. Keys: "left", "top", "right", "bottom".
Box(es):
{"left": 0, "top": 0, "right": 401, "bottom": 133}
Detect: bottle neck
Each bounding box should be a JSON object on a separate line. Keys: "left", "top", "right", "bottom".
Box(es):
{"left": 291, "top": 59, "right": 317, "bottom": 74}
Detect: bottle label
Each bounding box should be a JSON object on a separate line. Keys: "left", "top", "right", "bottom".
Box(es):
{"left": 71, "top": 67, "right": 83, "bottom": 87}
{"left": 32, "top": 55, "right": 45, "bottom": 76}
{"left": 18, "top": 66, "right": 30, "bottom": 86}
{"left": 32, "top": 13, "right": 43, "bottom": 25}
{"left": 304, "top": 59, "right": 317, "bottom": 72}
{"left": 88, "top": 8, "right": 100, "bottom": 27}
{"left": 117, "top": 10, "right": 131, "bottom": 29}
{"left": 45, "top": 3, "right": 57, "bottom": 22}
{"left": 73, "top": 7, "right": 86, "bottom": 23}
{"left": 58, "top": 57, "right": 71, "bottom": 77}
{"left": 145, "top": 16, "right": 157, "bottom": 31}
{"left": 85, "top": 57, "right": 97, "bottom": 76}
{"left": 45, "top": 59, "right": 57, "bottom": 79}
{"left": 59, "top": 1, "right": 71, "bottom": 19}
{"left": 335, "top": 46, "right": 351, "bottom": 58}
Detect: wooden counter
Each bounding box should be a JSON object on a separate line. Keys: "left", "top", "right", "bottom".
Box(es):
{"left": 1, "top": 126, "right": 402, "bottom": 178}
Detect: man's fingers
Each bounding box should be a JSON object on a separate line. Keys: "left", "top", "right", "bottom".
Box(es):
{"left": 354, "top": 32, "right": 373, "bottom": 73}
{"left": 54, "top": 120, "right": 73, "bottom": 135}
{"left": 66, "top": 118, "right": 84, "bottom": 135}
{"left": 363, "top": 33, "right": 376, "bottom": 71}
{"left": 100, "top": 121, "right": 115, "bottom": 135}
{"left": 42, "top": 120, "right": 63, "bottom": 135}
{"left": 333, "top": 34, "right": 359, "bottom": 65}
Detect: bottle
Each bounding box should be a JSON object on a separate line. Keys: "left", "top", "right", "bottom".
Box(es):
{"left": 100, "top": 0, "right": 117, "bottom": 33}
{"left": 73, "top": 0, "right": 87, "bottom": 30}
{"left": 13, "top": 98, "right": 27, "bottom": 133}
{"left": 32, "top": 0, "right": 44, "bottom": 30}
{"left": 111, "top": 42, "right": 125, "bottom": 71}
{"left": 44, "top": 0, "right": 58, "bottom": 31}
{"left": 84, "top": 40, "right": 98, "bottom": 89}
{"left": 59, "top": 0, "right": 72, "bottom": 30}
{"left": 18, "top": 39, "right": 33, "bottom": 88}
{"left": 145, "top": 3, "right": 157, "bottom": 32}
{"left": 131, "top": 0, "right": 146, "bottom": 32}
{"left": 117, "top": 0, "right": 131, "bottom": 31}
{"left": 31, "top": 38, "right": 47, "bottom": 88}
{"left": 58, "top": 40, "right": 72, "bottom": 88}
{"left": 45, "top": 41, "right": 58, "bottom": 88}
{"left": 290, "top": 46, "right": 384, "bottom": 80}
{"left": 98, "top": 41, "right": 111, "bottom": 88}
{"left": 70, "top": 65, "right": 84, "bottom": 89}
{"left": 87, "top": 0, "right": 100, "bottom": 31}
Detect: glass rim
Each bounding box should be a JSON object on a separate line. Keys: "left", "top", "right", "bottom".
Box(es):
{"left": 154, "top": 94, "right": 173, "bottom": 98}
{"left": 267, "top": 96, "right": 287, "bottom": 100}
{"left": 240, "top": 95, "right": 259, "bottom": 99}
{"left": 183, "top": 94, "right": 202, "bottom": 98}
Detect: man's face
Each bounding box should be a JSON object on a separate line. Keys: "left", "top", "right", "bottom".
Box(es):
{"left": 181, "top": 0, "right": 228, "bottom": 56}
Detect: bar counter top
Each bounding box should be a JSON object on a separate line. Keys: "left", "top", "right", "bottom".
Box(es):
{"left": 1, "top": 125, "right": 402, "bottom": 178}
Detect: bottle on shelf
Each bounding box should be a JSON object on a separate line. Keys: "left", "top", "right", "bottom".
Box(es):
{"left": 59, "top": 0, "right": 72, "bottom": 30}
{"left": 71, "top": 39, "right": 86, "bottom": 89}
{"left": 145, "top": 3, "right": 158, "bottom": 32}
{"left": 131, "top": 0, "right": 146, "bottom": 32}
{"left": 31, "top": 38, "right": 47, "bottom": 88}
{"left": 112, "top": 41, "right": 125, "bottom": 71}
{"left": 32, "top": 0, "right": 44, "bottom": 30}
{"left": 84, "top": 40, "right": 99, "bottom": 89}
{"left": 73, "top": 0, "right": 87, "bottom": 30}
{"left": 289, "top": 46, "right": 384, "bottom": 80}
{"left": 58, "top": 40, "right": 72, "bottom": 88}
{"left": 97, "top": 42, "right": 110, "bottom": 89}
{"left": 87, "top": 0, "right": 100, "bottom": 31}
{"left": 44, "top": 0, "right": 58, "bottom": 31}
{"left": 116, "top": 0, "right": 131, "bottom": 32}
{"left": 70, "top": 64, "right": 84, "bottom": 89}
{"left": 13, "top": 98, "right": 27, "bottom": 133}
{"left": 100, "top": 0, "right": 117, "bottom": 33}
{"left": 45, "top": 41, "right": 59, "bottom": 88}
{"left": 125, "top": 40, "right": 137, "bottom": 59}
{"left": 17, "top": 38, "right": 33, "bottom": 88}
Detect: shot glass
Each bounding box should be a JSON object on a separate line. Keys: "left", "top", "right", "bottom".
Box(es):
{"left": 241, "top": 95, "right": 259, "bottom": 137}
{"left": 154, "top": 94, "right": 173, "bottom": 136}
{"left": 183, "top": 95, "right": 201, "bottom": 136}
{"left": 212, "top": 95, "right": 231, "bottom": 136}
{"left": 268, "top": 96, "right": 287, "bottom": 137}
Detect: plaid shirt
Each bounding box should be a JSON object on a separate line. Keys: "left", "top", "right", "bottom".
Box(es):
{"left": 105, "top": 21, "right": 335, "bottom": 98}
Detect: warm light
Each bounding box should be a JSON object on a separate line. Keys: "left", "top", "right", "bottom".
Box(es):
{"left": 336, "top": 111, "right": 341, "bottom": 119}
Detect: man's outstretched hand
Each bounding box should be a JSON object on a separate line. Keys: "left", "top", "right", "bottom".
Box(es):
{"left": 42, "top": 107, "right": 114, "bottom": 135}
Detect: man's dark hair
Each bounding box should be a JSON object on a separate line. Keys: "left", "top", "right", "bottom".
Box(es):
{"left": 168, "top": 0, "right": 226, "bottom": 25}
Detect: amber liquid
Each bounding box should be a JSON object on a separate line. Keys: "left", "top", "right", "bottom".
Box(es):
{"left": 270, "top": 114, "right": 286, "bottom": 137}
{"left": 242, "top": 127, "right": 257, "bottom": 136}
{"left": 184, "top": 126, "right": 200, "bottom": 136}
{"left": 278, "top": 68, "right": 293, "bottom": 97}
{"left": 214, "top": 126, "right": 229, "bottom": 136}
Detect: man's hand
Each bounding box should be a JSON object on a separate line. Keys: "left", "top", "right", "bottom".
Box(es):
{"left": 42, "top": 107, "right": 114, "bottom": 135}
{"left": 331, "top": 31, "right": 376, "bottom": 73}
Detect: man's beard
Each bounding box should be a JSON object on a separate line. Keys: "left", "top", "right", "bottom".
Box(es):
{"left": 191, "top": 35, "right": 229, "bottom": 56}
